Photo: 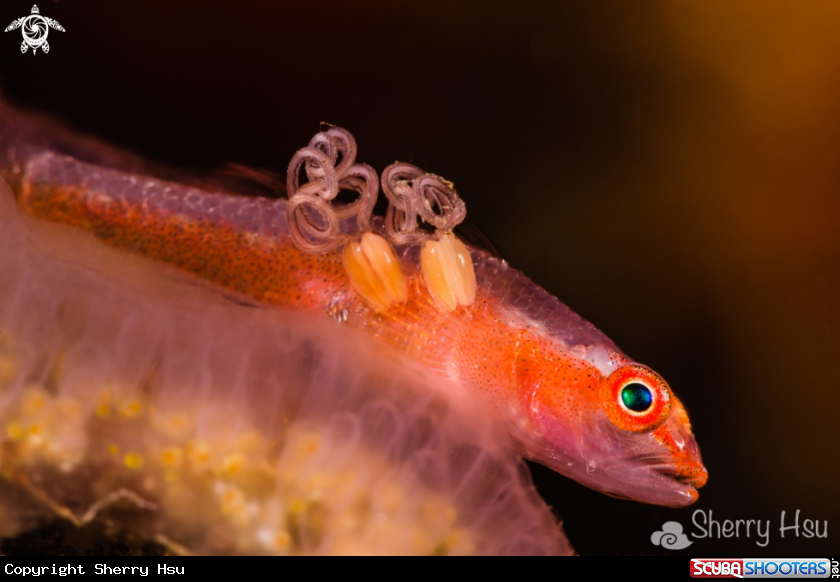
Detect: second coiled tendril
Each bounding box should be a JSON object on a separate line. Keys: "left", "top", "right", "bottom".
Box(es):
{"left": 381, "top": 162, "right": 467, "bottom": 245}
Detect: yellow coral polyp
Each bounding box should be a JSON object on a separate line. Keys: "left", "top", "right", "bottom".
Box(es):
{"left": 343, "top": 232, "right": 407, "bottom": 312}
{"left": 289, "top": 498, "right": 307, "bottom": 514}
{"left": 124, "top": 452, "right": 143, "bottom": 469}
{"left": 161, "top": 447, "right": 183, "bottom": 468}
{"left": 0, "top": 355, "right": 486, "bottom": 556}
{"left": 119, "top": 400, "right": 143, "bottom": 419}
{"left": 420, "top": 233, "right": 476, "bottom": 312}
{"left": 0, "top": 392, "right": 483, "bottom": 555}
{"left": 219, "top": 453, "right": 244, "bottom": 477}
{"left": 274, "top": 531, "right": 292, "bottom": 550}
{"left": 96, "top": 390, "right": 112, "bottom": 418}
{"left": 5, "top": 421, "right": 25, "bottom": 441}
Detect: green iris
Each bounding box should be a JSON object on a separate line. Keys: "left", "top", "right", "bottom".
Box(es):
{"left": 621, "top": 383, "right": 653, "bottom": 412}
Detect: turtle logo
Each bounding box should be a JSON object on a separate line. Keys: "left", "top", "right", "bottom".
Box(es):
{"left": 5, "top": 5, "right": 65, "bottom": 55}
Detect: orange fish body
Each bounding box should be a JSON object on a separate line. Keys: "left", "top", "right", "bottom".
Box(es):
{"left": 2, "top": 108, "right": 707, "bottom": 507}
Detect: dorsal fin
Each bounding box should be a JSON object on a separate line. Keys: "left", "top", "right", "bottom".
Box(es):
{"left": 181, "top": 163, "right": 286, "bottom": 199}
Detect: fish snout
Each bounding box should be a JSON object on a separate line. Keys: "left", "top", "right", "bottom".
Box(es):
{"left": 654, "top": 406, "right": 708, "bottom": 494}
{"left": 671, "top": 431, "right": 708, "bottom": 489}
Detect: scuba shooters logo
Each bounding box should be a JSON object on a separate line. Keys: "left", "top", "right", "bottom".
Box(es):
{"left": 651, "top": 517, "right": 836, "bottom": 578}
{"left": 4, "top": 5, "right": 65, "bottom": 54}
{"left": 690, "top": 558, "right": 834, "bottom": 578}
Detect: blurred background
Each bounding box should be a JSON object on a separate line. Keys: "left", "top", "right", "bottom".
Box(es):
{"left": 1, "top": 0, "right": 838, "bottom": 555}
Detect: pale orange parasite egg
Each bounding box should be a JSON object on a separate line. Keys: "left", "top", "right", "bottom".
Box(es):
{"left": 420, "top": 233, "right": 477, "bottom": 312}
{"left": 343, "top": 232, "right": 408, "bottom": 312}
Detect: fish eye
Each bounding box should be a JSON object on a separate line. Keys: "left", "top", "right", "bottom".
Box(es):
{"left": 601, "top": 365, "right": 672, "bottom": 433}
{"left": 620, "top": 383, "right": 653, "bottom": 413}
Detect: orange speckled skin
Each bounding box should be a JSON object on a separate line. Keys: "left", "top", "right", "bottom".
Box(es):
{"left": 18, "top": 180, "right": 566, "bottom": 396}
{"left": 10, "top": 154, "right": 707, "bottom": 507}
{"left": 21, "top": 185, "right": 349, "bottom": 312}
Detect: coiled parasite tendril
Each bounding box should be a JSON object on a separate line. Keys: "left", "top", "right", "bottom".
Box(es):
{"left": 381, "top": 163, "right": 424, "bottom": 246}
{"left": 286, "top": 126, "right": 407, "bottom": 311}
{"left": 381, "top": 163, "right": 466, "bottom": 245}
{"left": 285, "top": 129, "right": 475, "bottom": 313}
{"left": 285, "top": 126, "right": 378, "bottom": 254}
{"left": 381, "top": 162, "right": 475, "bottom": 312}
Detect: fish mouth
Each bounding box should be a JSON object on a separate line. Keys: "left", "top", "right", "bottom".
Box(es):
{"left": 586, "top": 419, "right": 709, "bottom": 507}
{"left": 648, "top": 462, "right": 708, "bottom": 503}
{"left": 521, "top": 444, "right": 707, "bottom": 508}
{"left": 644, "top": 454, "right": 708, "bottom": 487}
{"left": 641, "top": 400, "right": 708, "bottom": 503}
{"left": 663, "top": 466, "right": 708, "bottom": 488}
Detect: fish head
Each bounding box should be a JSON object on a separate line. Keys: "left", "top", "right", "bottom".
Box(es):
{"left": 506, "top": 338, "right": 707, "bottom": 508}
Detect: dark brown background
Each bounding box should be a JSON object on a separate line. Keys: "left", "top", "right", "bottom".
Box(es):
{"left": 1, "top": 0, "right": 838, "bottom": 555}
